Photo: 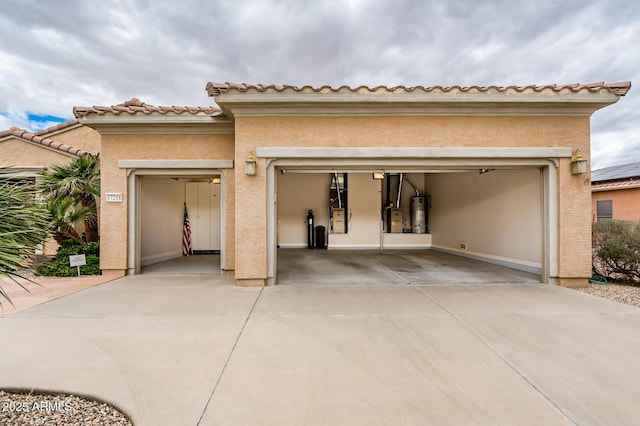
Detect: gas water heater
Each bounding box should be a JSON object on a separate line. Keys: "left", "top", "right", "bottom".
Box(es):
{"left": 411, "top": 196, "right": 427, "bottom": 234}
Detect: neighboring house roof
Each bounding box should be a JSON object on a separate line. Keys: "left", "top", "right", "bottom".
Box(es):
{"left": 592, "top": 179, "right": 640, "bottom": 192}
{"left": 0, "top": 127, "right": 88, "bottom": 157}
{"left": 35, "top": 119, "right": 82, "bottom": 136}
{"left": 206, "top": 81, "right": 632, "bottom": 96}
{"left": 73, "top": 98, "right": 222, "bottom": 117}
{"left": 592, "top": 162, "right": 640, "bottom": 183}
{"left": 591, "top": 162, "right": 640, "bottom": 192}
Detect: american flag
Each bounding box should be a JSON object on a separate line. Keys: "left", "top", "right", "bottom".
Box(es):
{"left": 182, "top": 203, "right": 192, "bottom": 256}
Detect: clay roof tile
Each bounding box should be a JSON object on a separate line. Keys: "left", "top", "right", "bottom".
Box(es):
{"left": 205, "top": 81, "right": 631, "bottom": 97}
{"left": 0, "top": 126, "right": 88, "bottom": 157}
{"left": 73, "top": 98, "right": 221, "bottom": 118}
{"left": 34, "top": 119, "right": 81, "bottom": 136}
{"left": 592, "top": 179, "right": 640, "bottom": 191}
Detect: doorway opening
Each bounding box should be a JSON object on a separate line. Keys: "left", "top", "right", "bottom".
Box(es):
{"left": 137, "top": 175, "right": 223, "bottom": 275}
{"left": 272, "top": 166, "right": 546, "bottom": 285}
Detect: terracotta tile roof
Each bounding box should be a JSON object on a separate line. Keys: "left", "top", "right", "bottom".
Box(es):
{"left": 73, "top": 97, "right": 222, "bottom": 118}
{"left": 206, "top": 81, "right": 631, "bottom": 97}
{"left": 592, "top": 179, "right": 640, "bottom": 192}
{"left": 35, "top": 119, "right": 81, "bottom": 136}
{"left": 0, "top": 127, "right": 88, "bottom": 157}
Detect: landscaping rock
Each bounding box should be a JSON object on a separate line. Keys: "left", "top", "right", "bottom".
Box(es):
{"left": 574, "top": 282, "right": 640, "bottom": 308}
{"left": 0, "top": 390, "right": 131, "bottom": 426}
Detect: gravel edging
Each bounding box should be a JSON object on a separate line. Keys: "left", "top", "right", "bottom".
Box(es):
{"left": 0, "top": 390, "right": 132, "bottom": 426}
{"left": 573, "top": 282, "right": 640, "bottom": 308}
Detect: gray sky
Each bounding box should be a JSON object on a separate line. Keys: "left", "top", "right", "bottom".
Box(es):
{"left": 0, "top": 0, "right": 638, "bottom": 169}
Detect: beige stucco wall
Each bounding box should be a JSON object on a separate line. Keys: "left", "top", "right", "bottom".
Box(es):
{"left": 0, "top": 138, "right": 74, "bottom": 168}
{"left": 99, "top": 133, "right": 235, "bottom": 276}
{"left": 47, "top": 125, "right": 101, "bottom": 154}
{"left": 235, "top": 115, "right": 591, "bottom": 286}
{"left": 557, "top": 158, "right": 592, "bottom": 287}
{"left": 233, "top": 130, "right": 267, "bottom": 285}
{"left": 592, "top": 187, "right": 640, "bottom": 221}
{"left": 238, "top": 116, "right": 585, "bottom": 148}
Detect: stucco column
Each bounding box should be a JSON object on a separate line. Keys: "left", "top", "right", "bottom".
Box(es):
{"left": 234, "top": 145, "right": 268, "bottom": 286}
{"left": 556, "top": 154, "right": 592, "bottom": 288}
{"left": 99, "top": 145, "right": 128, "bottom": 278}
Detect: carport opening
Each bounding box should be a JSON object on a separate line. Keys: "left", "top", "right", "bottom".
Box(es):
{"left": 275, "top": 167, "right": 543, "bottom": 284}
{"left": 138, "top": 176, "right": 222, "bottom": 275}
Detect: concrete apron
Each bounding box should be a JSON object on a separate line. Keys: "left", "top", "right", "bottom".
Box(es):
{"left": 1, "top": 275, "right": 640, "bottom": 425}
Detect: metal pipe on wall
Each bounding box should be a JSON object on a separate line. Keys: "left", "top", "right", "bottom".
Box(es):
{"left": 396, "top": 173, "right": 403, "bottom": 208}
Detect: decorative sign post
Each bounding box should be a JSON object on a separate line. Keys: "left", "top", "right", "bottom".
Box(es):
{"left": 69, "top": 254, "right": 87, "bottom": 277}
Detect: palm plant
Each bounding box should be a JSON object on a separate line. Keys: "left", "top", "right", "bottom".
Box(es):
{"left": 46, "top": 197, "right": 96, "bottom": 244}
{"left": 0, "top": 168, "right": 50, "bottom": 306}
{"left": 38, "top": 154, "right": 100, "bottom": 243}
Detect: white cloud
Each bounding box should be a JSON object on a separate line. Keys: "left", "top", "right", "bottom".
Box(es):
{"left": 0, "top": 0, "right": 638, "bottom": 165}
{"left": 0, "top": 107, "right": 30, "bottom": 131}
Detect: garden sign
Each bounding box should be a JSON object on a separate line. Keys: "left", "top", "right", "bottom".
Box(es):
{"left": 69, "top": 254, "right": 86, "bottom": 276}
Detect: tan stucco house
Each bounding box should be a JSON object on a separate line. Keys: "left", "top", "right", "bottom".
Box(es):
{"left": 73, "top": 81, "right": 631, "bottom": 287}
{"left": 0, "top": 120, "right": 100, "bottom": 254}
{"left": 592, "top": 162, "right": 640, "bottom": 221}
{"left": 0, "top": 119, "right": 98, "bottom": 174}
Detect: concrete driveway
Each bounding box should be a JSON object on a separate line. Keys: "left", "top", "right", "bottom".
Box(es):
{"left": 1, "top": 275, "right": 640, "bottom": 425}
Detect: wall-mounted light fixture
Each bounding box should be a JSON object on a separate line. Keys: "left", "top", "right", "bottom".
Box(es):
{"left": 372, "top": 171, "right": 385, "bottom": 180}
{"left": 245, "top": 151, "right": 256, "bottom": 176}
{"left": 571, "top": 149, "right": 587, "bottom": 175}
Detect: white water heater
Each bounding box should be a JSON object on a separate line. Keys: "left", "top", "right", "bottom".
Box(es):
{"left": 411, "top": 196, "right": 427, "bottom": 234}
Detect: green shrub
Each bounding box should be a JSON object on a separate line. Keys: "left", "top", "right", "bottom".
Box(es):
{"left": 36, "top": 240, "right": 101, "bottom": 277}
{"left": 593, "top": 220, "right": 640, "bottom": 283}
{"left": 55, "top": 239, "right": 100, "bottom": 259}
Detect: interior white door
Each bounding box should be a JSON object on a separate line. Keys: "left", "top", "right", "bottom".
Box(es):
{"left": 185, "top": 181, "right": 221, "bottom": 251}
{"left": 185, "top": 183, "right": 199, "bottom": 249}
{"left": 196, "top": 182, "right": 211, "bottom": 250}
{"left": 210, "top": 183, "right": 221, "bottom": 250}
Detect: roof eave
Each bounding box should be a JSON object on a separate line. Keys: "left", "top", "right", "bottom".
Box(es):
{"left": 209, "top": 81, "right": 628, "bottom": 119}
{"left": 76, "top": 112, "right": 234, "bottom": 135}
{"left": 213, "top": 93, "right": 621, "bottom": 119}
{"left": 35, "top": 119, "right": 82, "bottom": 137}
{"left": 592, "top": 181, "right": 640, "bottom": 192}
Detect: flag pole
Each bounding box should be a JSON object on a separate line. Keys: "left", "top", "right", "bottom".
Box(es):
{"left": 183, "top": 202, "right": 192, "bottom": 256}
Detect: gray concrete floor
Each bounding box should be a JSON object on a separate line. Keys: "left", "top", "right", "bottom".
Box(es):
{"left": 141, "top": 254, "right": 220, "bottom": 275}
{"left": 277, "top": 249, "right": 540, "bottom": 285}
{"left": 2, "top": 274, "right": 640, "bottom": 425}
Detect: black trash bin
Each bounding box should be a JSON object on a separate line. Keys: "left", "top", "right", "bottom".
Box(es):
{"left": 315, "top": 226, "right": 326, "bottom": 249}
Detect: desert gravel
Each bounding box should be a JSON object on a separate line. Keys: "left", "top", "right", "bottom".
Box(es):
{"left": 0, "top": 390, "right": 131, "bottom": 426}
{"left": 574, "top": 281, "right": 640, "bottom": 308}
